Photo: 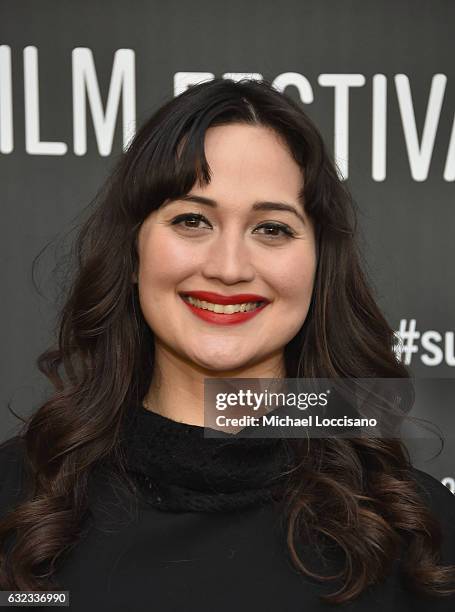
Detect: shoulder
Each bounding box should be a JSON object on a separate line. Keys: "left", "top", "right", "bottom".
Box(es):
{"left": 409, "top": 466, "right": 455, "bottom": 512}
{"left": 408, "top": 465, "right": 455, "bottom": 563}
{"left": 0, "top": 435, "right": 27, "bottom": 519}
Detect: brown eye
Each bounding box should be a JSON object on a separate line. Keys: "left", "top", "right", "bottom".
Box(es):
{"left": 253, "top": 223, "right": 296, "bottom": 239}
{"left": 170, "top": 213, "right": 212, "bottom": 230}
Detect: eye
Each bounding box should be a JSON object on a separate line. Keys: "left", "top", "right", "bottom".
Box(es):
{"left": 169, "top": 213, "right": 212, "bottom": 231}
{"left": 253, "top": 222, "right": 296, "bottom": 239}
{"left": 168, "top": 214, "right": 296, "bottom": 240}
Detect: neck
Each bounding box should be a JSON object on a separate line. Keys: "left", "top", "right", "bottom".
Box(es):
{"left": 143, "top": 339, "right": 286, "bottom": 426}
{"left": 121, "top": 400, "right": 294, "bottom": 512}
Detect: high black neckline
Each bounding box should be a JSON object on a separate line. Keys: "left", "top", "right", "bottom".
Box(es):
{"left": 120, "top": 403, "right": 295, "bottom": 513}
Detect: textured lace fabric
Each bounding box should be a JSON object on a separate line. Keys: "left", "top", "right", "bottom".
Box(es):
{"left": 119, "top": 403, "right": 296, "bottom": 513}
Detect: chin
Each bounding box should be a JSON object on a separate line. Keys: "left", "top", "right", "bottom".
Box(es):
{"left": 198, "top": 360, "right": 248, "bottom": 374}
{"left": 189, "top": 352, "right": 252, "bottom": 374}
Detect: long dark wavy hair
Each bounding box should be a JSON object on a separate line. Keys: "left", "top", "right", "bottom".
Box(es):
{"left": 1, "top": 78, "right": 454, "bottom": 603}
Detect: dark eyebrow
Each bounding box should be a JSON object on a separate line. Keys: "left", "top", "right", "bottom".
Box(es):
{"left": 173, "top": 194, "right": 306, "bottom": 225}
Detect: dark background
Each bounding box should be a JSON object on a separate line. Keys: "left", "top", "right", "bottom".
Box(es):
{"left": 1, "top": 0, "right": 454, "bottom": 489}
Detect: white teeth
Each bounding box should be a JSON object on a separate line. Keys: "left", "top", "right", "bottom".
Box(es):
{"left": 183, "top": 296, "right": 264, "bottom": 314}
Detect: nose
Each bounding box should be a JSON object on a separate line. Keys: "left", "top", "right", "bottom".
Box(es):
{"left": 201, "top": 227, "right": 255, "bottom": 285}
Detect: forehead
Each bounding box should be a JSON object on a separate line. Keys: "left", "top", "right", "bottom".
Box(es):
{"left": 195, "top": 124, "right": 304, "bottom": 204}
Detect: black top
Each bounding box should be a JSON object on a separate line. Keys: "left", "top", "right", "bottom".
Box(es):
{"left": 1, "top": 403, "right": 455, "bottom": 611}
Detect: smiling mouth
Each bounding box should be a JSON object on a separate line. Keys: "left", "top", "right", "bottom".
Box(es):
{"left": 180, "top": 294, "right": 266, "bottom": 314}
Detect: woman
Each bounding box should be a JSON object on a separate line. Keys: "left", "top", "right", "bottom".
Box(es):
{"left": 0, "top": 78, "right": 454, "bottom": 611}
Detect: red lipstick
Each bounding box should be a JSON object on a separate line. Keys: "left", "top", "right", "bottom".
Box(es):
{"left": 181, "top": 291, "right": 269, "bottom": 305}
{"left": 179, "top": 291, "right": 270, "bottom": 326}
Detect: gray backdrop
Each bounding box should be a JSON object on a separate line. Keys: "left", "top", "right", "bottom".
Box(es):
{"left": 1, "top": 0, "right": 454, "bottom": 489}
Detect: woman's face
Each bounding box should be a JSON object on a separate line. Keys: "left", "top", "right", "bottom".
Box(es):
{"left": 136, "top": 123, "right": 317, "bottom": 373}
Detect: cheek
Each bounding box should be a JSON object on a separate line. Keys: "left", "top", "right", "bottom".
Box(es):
{"left": 262, "top": 247, "right": 316, "bottom": 303}
{"left": 139, "top": 232, "right": 196, "bottom": 287}
{"left": 137, "top": 233, "right": 194, "bottom": 334}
